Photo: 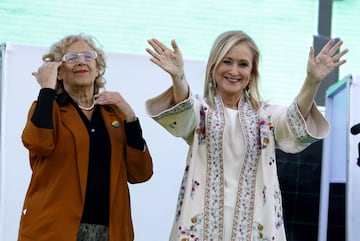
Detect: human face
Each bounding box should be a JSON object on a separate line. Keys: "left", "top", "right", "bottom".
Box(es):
{"left": 214, "top": 42, "right": 253, "bottom": 103}
{"left": 58, "top": 40, "right": 99, "bottom": 91}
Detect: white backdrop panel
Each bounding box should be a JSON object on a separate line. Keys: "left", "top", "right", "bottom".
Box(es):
{"left": 347, "top": 75, "right": 360, "bottom": 241}
{"left": 318, "top": 74, "right": 360, "bottom": 241}
{"left": 0, "top": 42, "right": 206, "bottom": 241}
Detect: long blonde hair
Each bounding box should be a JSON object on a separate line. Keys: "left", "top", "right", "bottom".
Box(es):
{"left": 42, "top": 33, "right": 106, "bottom": 95}
{"left": 204, "top": 30, "right": 262, "bottom": 110}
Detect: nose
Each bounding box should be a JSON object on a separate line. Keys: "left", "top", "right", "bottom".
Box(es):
{"left": 77, "top": 55, "right": 87, "bottom": 63}
{"left": 229, "top": 65, "right": 240, "bottom": 75}
{"left": 74, "top": 55, "right": 87, "bottom": 65}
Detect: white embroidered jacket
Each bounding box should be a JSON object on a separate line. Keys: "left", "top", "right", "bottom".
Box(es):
{"left": 146, "top": 87, "right": 329, "bottom": 241}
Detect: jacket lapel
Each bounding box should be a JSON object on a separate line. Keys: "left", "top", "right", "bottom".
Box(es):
{"left": 60, "top": 106, "right": 90, "bottom": 203}
{"left": 60, "top": 103, "right": 124, "bottom": 209}
{"left": 101, "top": 108, "right": 123, "bottom": 209}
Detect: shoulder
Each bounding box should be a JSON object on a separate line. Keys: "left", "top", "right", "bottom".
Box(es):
{"left": 100, "top": 105, "right": 126, "bottom": 120}
{"left": 259, "top": 101, "right": 286, "bottom": 113}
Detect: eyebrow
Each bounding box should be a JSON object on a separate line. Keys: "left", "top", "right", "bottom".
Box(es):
{"left": 64, "top": 51, "right": 93, "bottom": 55}
{"left": 223, "top": 57, "right": 250, "bottom": 62}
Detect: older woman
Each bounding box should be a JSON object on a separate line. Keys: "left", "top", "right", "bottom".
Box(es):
{"left": 18, "top": 34, "right": 153, "bottom": 241}
{"left": 145, "top": 31, "right": 348, "bottom": 240}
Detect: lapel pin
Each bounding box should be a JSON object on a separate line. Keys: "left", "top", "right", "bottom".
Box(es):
{"left": 112, "top": 120, "right": 120, "bottom": 128}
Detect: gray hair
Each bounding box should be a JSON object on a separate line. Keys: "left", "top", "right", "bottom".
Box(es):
{"left": 42, "top": 33, "right": 106, "bottom": 94}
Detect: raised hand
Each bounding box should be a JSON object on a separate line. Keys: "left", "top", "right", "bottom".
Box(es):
{"left": 146, "top": 38, "right": 189, "bottom": 103}
{"left": 146, "top": 38, "right": 184, "bottom": 80}
{"left": 32, "top": 62, "right": 62, "bottom": 89}
{"left": 307, "top": 39, "right": 348, "bottom": 84}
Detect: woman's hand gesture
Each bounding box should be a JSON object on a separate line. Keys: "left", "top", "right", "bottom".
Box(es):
{"left": 307, "top": 39, "right": 348, "bottom": 84}
{"left": 146, "top": 38, "right": 189, "bottom": 103}
{"left": 95, "top": 91, "right": 136, "bottom": 122}
{"left": 32, "top": 62, "right": 62, "bottom": 89}
{"left": 146, "top": 39, "right": 184, "bottom": 80}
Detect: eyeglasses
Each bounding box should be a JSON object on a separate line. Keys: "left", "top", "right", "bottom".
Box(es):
{"left": 62, "top": 51, "right": 97, "bottom": 63}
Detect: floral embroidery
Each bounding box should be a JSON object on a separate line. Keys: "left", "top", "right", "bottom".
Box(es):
{"left": 232, "top": 96, "right": 261, "bottom": 241}
{"left": 153, "top": 96, "right": 193, "bottom": 121}
{"left": 252, "top": 222, "right": 271, "bottom": 241}
{"left": 269, "top": 157, "right": 275, "bottom": 166}
{"left": 259, "top": 115, "right": 274, "bottom": 149}
{"left": 286, "top": 100, "right": 316, "bottom": 143}
{"left": 198, "top": 105, "right": 206, "bottom": 144}
{"left": 191, "top": 179, "right": 200, "bottom": 199}
{"left": 203, "top": 95, "right": 225, "bottom": 240}
{"left": 262, "top": 185, "right": 267, "bottom": 206}
{"left": 169, "top": 121, "right": 177, "bottom": 129}
{"left": 178, "top": 213, "right": 203, "bottom": 241}
{"left": 175, "top": 165, "right": 190, "bottom": 222}
{"left": 274, "top": 186, "right": 284, "bottom": 229}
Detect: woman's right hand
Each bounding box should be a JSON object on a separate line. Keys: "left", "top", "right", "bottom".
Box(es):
{"left": 146, "top": 39, "right": 184, "bottom": 81}
{"left": 32, "top": 62, "right": 61, "bottom": 89}
{"left": 146, "top": 39, "right": 189, "bottom": 103}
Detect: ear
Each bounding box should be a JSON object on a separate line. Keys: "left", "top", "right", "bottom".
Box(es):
{"left": 57, "top": 66, "right": 63, "bottom": 80}
{"left": 96, "top": 66, "right": 100, "bottom": 78}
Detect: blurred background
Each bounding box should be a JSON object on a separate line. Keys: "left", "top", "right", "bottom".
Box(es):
{"left": 0, "top": 0, "right": 358, "bottom": 105}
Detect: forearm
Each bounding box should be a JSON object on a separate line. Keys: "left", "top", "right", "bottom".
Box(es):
{"left": 296, "top": 76, "right": 321, "bottom": 119}
{"left": 31, "top": 88, "right": 56, "bottom": 128}
{"left": 125, "top": 118, "right": 146, "bottom": 151}
{"left": 171, "top": 71, "right": 189, "bottom": 104}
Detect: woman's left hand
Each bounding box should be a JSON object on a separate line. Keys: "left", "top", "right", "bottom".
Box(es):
{"left": 307, "top": 39, "right": 348, "bottom": 84}
{"left": 94, "top": 91, "right": 136, "bottom": 122}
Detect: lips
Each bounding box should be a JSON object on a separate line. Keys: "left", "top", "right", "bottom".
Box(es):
{"left": 225, "top": 77, "right": 241, "bottom": 83}
{"left": 74, "top": 69, "right": 88, "bottom": 74}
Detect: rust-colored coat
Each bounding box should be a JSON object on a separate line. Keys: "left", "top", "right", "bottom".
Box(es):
{"left": 18, "top": 102, "right": 153, "bottom": 241}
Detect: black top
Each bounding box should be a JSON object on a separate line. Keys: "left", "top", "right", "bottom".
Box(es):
{"left": 31, "top": 88, "right": 145, "bottom": 226}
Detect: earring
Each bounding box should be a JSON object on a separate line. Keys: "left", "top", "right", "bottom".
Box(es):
{"left": 245, "top": 85, "right": 250, "bottom": 98}
{"left": 208, "top": 79, "right": 217, "bottom": 88}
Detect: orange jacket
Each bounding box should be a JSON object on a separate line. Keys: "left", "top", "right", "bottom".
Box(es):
{"left": 18, "top": 102, "right": 153, "bottom": 241}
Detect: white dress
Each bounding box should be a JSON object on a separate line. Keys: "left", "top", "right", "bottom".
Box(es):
{"left": 223, "top": 108, "right": 244, "bottom": 241}
{"left": 146, "top": 88, "right": 329, "bottom": 241}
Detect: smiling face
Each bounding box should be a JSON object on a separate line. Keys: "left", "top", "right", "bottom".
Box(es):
{"left": 214, "top": 42, "right": 253, "bottom": 104}
{"left": 58, "top": 40, "right": 99, "bottom": 93}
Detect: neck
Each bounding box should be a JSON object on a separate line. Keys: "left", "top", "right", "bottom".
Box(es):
{"left": 223, "top": 103, "right": 238, "bottom": 109}
{"left": 223, "top": 99, "right": 239, "bottom": 109}
{"left": 220, "top": 93, "right": 241, "bottom": 110}
{"left": 78, "top": 98, "right": 95, "bottom": 111}
{"left": 66, "top": 89, "right": 95, "bottom": 111}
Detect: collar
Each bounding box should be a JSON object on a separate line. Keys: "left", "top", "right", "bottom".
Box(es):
{"left": 55, "top": 92, "right": 73, "bottom": 107}
{"left": 56, "top": 92, "right": 115, "bottom": 113}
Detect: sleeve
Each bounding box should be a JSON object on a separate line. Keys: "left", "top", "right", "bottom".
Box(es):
{"left": 31, "top": 88, "right": 56, "bottom": 129}
{"left": 124, "top": 118, "right": 153, "bottom": 183}
{"left": 272, "top": 99, "right": 329, "bottom": 153}
{"left": 145, "top": 87, "right": 198, "bottom": 143}
{"left": 124, "top": 118, "right": 146, "bottom": 151}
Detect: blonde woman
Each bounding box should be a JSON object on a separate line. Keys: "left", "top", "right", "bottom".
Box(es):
{"left": 145, "top": 30, "right": 348, "bottom": 241}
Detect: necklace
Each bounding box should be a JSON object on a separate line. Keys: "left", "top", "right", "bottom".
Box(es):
{"left": 78, "top": 98, "right": 95, "bottom": 111}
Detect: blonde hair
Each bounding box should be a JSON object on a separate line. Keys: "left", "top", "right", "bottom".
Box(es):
{"left": 42, "top": 33, "right": 106, "bottom": 95}
{"left": 204, "top": 30, "right": 262, "bottom": 110}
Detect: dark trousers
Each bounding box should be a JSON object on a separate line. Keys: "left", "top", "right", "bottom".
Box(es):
{"left": 76, "top": 223, "right": 109, "bottom": 241}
